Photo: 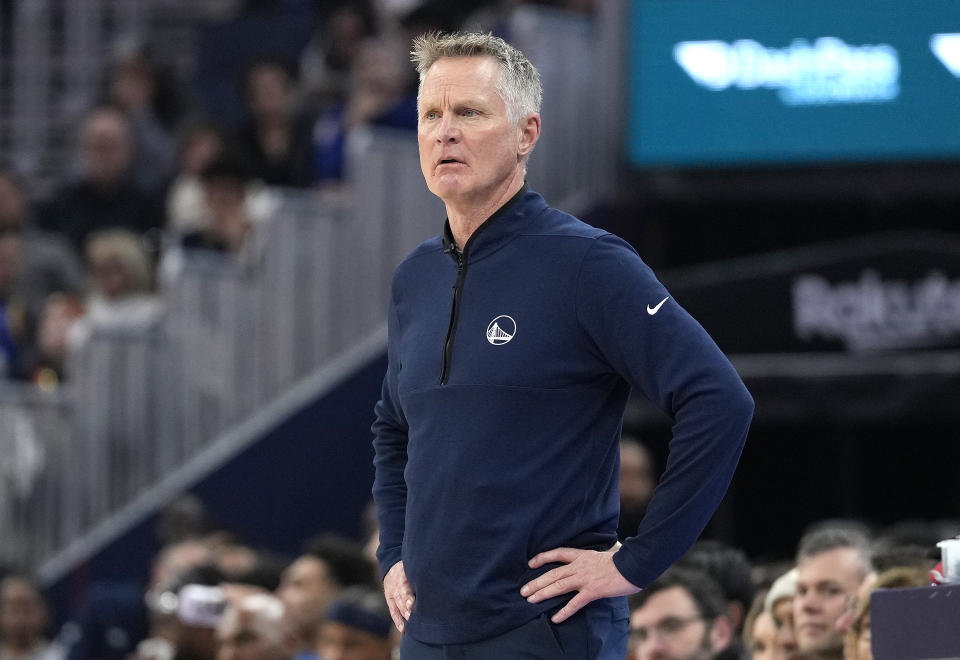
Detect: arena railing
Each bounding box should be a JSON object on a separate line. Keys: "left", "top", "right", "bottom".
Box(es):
{"left": 0, "top": 2, "right": 610, "bottom": 576}
{"left": 0, "top": 127, "right": 443, "bottom": 576}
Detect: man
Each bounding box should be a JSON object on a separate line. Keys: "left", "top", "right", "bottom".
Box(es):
{"left": 678, "top": 540, "right": 755, "bottom": 636}
{"left": 37, "top": 106, "right": 162, "bottom": 255}
{"left": 276, "top": 537, "right": 376, "bottom": 659}
{"left": 0, "top": 574, "right": 62, "bottom": 660}
{"left": 215, "top": 593, "right": 297, "bottom": 660}
{"left": 618, "top": 436, "right": 657, "bottom": 541}
{"left": 371, "top": 32, "right": 754, "bottom": 657}
{"left": 0, "top": 166, "right": 85, "bottom": 380}
{"left": 792, "top": 528, "right": 875, "bottom": 659}
{"left": 315, "top": 587, "right": 395, "bottom": 660}
{"left": 628, "top": 568, "right": 734, "bottom": 660}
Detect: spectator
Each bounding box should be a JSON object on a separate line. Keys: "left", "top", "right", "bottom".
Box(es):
{"left": 275, "top": 536, "right": 376, "bottom": 659}
{"left": 315, "top": 587, "right": 394, "bottom": 660}
{"left": 744, "top": 591, "right": 800, "bottom": 660}
{"left": 80, "top": 229, "right": 160, "bottom": 323}
{"left": 145, "top": 540, "right": 218, "bottom": 649}
{"left": 108, "top": 41, "right": 184, "bottom": 195}
{"left": 37, "top": 107, "right": 163, "bottom": 255}
{"left": 176, "top": 582, "right": 228, "bottom": 660}
{"left": 166, "top": 121, "right": 230, "bottom": 237}
{"left": 0, "top": 574, "right": 62, "bottom": 660}
{"left": 180, "top": 158, "right": 256, "bottom": 255}
{"left": 237, "top": 58, "right": 315, "bottom": 187}
{"left": 0, "top": 167, "right": 85, "bottom": 380}
{"left": 215, "top": 593, "right": 297, "bottom": 660}
{"left": 742, "top": 594, "right": 776, "bottom": 660}
{"left": 298, "top": 4, "right": 378, "bottom": 110}
{"left": 155, "top": 496, "right": 211, "bottom": 547}
{"left": 618, "top": 435, "right": 656, "bottom": 541}
{"left": 843, "top": 566, "right": 929, "bottom": 660}
{"left": 311, "top": 38, "right": 417, "bottom": 183}
{"left": 31, "top": 294, "right": 84, "bottom": 386}
{"left": 628, "top": 567, "right": 735, "bottom": 660}
{"left": 764, "top": 569, "right": 800, "bottom": 659}
{"left": 793, "top": 527, "right": 875, "bottom": 660}
{"left": 678, "top": 540, "right": 755, "bottom": 635}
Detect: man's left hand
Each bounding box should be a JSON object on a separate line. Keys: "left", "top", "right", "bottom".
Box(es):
{"left": 520, "top": 544, "right": 640, "bottom": 623}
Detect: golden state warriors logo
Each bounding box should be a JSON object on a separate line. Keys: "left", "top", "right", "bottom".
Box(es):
{"left": 486, "top": 315, "right": 516, "bottom": 346}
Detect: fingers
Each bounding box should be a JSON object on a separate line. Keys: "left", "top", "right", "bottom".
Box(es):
{"left": 520, "top": 564, "right": 578, "bottom": 602}
{"left": 385, "top": 594, "right": 407, "bottom": 632}
{"left": 384, "top": 562, "right": 415, "bottom": 632}
{"left": 528, "top": 546, "right": 579, "bottom": 568}
{"left": 551, "top": 592, "right": 589, "bottom": 624}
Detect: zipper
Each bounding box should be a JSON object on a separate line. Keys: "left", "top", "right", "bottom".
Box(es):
{"left": 439, "top": 247, "right": 466, "bottom": 385}
{"left": 436, "top": 184, "right": 528, "bottom": 385}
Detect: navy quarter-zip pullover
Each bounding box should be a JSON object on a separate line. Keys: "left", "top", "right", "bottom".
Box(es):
{"left": 372, "top": 188, "right": 754, "bottom": 644}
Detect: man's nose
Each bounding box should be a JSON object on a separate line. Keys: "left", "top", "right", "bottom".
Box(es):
{"left": 437, "top": 114, "right": 460, "bottom": 142}
{"left": 799, "top": 593, "right": 819, "bottom": 612}
{"left": 640, "top": 637, "right": 670, "bottom": 659}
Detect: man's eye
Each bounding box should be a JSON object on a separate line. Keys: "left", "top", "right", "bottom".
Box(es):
{"left": 463, "top": 109, "right": 478, "bottom": 117}
{"left": 425, "top": 111, "right": 439, "bottom": 120}
{"left": 660, "top": 618, "right": 685, "bottom": 633}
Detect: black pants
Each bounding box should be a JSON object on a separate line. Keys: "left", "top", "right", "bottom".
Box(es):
{"left": 398, "top": 597, "right": 629, "bottom": 659}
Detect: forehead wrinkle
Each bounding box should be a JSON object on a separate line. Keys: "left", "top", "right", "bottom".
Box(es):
{"left": 418, "top": 57, "right": 504, "bottom": 113}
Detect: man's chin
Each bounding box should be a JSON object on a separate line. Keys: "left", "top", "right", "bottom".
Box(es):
{"left": 797, "top": 632, "right": 843, "bottom": 656}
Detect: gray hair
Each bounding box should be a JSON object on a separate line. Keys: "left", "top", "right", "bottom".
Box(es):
{"left": 411, "top": 31, "right": 542, "bottom": 124}
{"left": 796, "top": 527, "right": 874, "bottom": 580}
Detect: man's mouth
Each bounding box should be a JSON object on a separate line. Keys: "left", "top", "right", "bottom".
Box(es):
{"left": 438, "top": 158, "right": 463, "bottom": 166}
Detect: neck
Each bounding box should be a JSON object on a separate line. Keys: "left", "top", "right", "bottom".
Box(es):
{"left": 445, "top": 173, "right": 524, "bottom": 249}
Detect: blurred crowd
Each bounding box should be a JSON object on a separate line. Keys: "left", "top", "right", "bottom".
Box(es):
{"left": 0, "top": 437, "right": 953, "bottom": 660}
{"left": 0, "top": 0, "right": 593, "bottom": 387}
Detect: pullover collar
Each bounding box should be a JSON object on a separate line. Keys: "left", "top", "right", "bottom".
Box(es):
{"left": 442, "top": 184, "right": 544, "bottom": 263}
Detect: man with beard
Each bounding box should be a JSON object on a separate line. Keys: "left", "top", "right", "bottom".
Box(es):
{"left": 628, "top": 567, "right": 734, "bottom": 660}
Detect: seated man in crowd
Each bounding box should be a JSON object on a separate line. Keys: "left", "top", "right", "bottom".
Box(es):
{"left": 315, "top": 587, "right": 394, "bottom": 660}
{"left": 276, "top": 536, "right": 376, "bottom": 660}
{"left": 793, "top": 527, "right": 875, "bottom": 660}
{"left": 215, "top": 593, "right": 297, "bottom": 660}
{"left": 37, "top": 106, "right": 162, "bottom": 256}
{"left": 0, "top": 574, "right": 62, "bottom": 660}
{"left": 628, "top": 567, "right": 735, "bottom": 660}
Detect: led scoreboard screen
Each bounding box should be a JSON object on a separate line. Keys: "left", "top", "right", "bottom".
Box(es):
{"left": 628, "top": 1, "right": 960, "bottom": 167}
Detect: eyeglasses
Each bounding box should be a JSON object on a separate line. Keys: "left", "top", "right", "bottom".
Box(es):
{"left": 630, "top": 615, "right": 705, "bottom": 643}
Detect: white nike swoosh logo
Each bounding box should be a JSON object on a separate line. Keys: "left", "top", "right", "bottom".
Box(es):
{"left": 647, "top": 296, "right": 670, "bottom": 315}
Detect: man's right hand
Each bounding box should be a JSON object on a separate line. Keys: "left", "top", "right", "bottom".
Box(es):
{"left": 384, "top": 560, "right": 415, "bottom": 632}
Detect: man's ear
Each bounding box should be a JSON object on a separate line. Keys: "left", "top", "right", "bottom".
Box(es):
{"left": 517, "top": 113, "right": 541, "bottom": 158}
{"left": 709, "top": 615, "right": 734, "bottom": 652}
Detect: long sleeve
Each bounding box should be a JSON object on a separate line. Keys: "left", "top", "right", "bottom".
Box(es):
{"left": 371, "top": 294, "right": 409, "bottom": 578}
{"left": 575, "top": 234, "right": 754, "bottom": 588}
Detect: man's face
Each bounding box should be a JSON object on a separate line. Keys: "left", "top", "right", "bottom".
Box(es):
{"left": 794, "top": 547, "right": 865, "bottom": 654}
{"left": 315, "top": 622, "right": 392, "bottom": 660}
{"left": 0, "top": 174, "right": 25, "bottom": 226}
{"left": 276, "top": 557, "right": 338, "bottom": 637}
{"left": 417, "top": 56, "right": 535, "bottom": 210}
{"left": 216, "top": 611, "right": 288, "bottom": 660}
{"left": 620, "top": 442, "right": 655, "bottom": 510}
{"left": 81, "top": 111, "right": 133, "bottom": 186}
{"left": 630, "top": 586, "right": 717, "bottom": 660}
{"left": 0, "top": 578, "right": 47, "bottom": 648}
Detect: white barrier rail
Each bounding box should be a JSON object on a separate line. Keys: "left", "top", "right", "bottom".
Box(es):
{"left": 0, "top": 3, "right": 607, "bottom": 575}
